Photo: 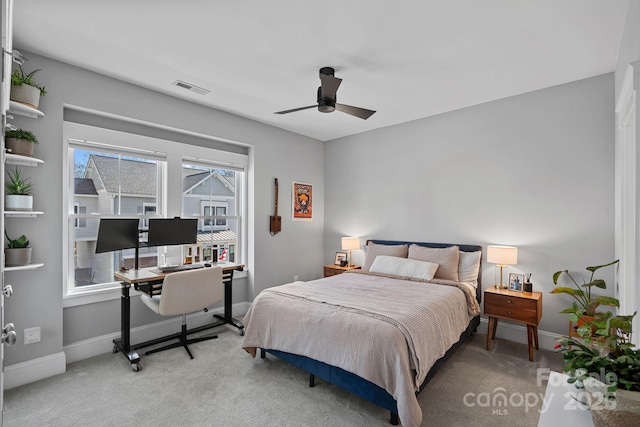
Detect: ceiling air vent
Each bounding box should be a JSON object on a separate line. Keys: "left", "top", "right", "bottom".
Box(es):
{"left": 171, "top": 80, "right": 210, "bottom": 96}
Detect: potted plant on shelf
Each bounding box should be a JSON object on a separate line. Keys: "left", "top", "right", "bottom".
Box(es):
{"left": 551, "top": 260, "right": 620, "bottom": 335}
{"left": 4, "top": 128, "right": 38, "bottom": 157}
{"left": 5, "top": 167, "right": 33, "bottom": 211}
{"left": 10, "top": 65, "right": 46, "bottom": 109}
{"left": 4, "top": 230, "right": 32, "bottom": 266}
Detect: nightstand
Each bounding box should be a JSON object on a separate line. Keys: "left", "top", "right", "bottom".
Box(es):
{"left": 323, "top": 264, "right": 361, "bottom": 277}
{"left": 484, "top": 285, "right": 542, "bottom": 361}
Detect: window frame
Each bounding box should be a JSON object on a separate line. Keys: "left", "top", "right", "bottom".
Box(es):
{"left": 62, "top": 122, "right": 249, "bottom": 307}
{"left": 142, "top": 202, "right": 157, "bottom": 229}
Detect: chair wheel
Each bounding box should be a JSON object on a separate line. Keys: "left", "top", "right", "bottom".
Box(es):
{"left": 132, "top": 363, "right": 142, "bottom": 372}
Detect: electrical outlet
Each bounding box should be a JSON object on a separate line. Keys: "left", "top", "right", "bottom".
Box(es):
{"left": 24, "top": 327, "right": 41, "bottom": 345}
{"left": 293, "top": 275, "right": 299, "bottom": 281}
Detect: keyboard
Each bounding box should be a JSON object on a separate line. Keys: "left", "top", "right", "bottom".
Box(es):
{"left": 157, "top": 264, "right": 204, "bottom": 273}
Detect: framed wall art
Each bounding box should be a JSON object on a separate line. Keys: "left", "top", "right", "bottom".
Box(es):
{"left": 292, "top": 181, "right": 313, "bottom": 221}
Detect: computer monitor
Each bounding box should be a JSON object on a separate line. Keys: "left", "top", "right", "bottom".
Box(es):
{"left": 95, "top": 218, "right": 140, "bottom": 254}
{"left": 147, "top": 218, "right": 198, "bottom": 247}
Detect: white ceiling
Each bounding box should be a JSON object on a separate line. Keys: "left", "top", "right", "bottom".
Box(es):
{"left": 12, "top": 0, "right": 630, "bottom": 141}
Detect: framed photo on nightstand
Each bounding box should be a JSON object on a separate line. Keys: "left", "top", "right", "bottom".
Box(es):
{"left": 509, "top": 273, "right": 524, "bottom": 292}
{"left": 334, "top": 252, "right": 347, "bottom": 265}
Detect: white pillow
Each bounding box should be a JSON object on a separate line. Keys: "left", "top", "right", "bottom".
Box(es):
{"left": 369, "top": 255, "right": 439, "bottom": 281}
{"left": 458, "top": 251, "right": 481, "bottom": 286}
{"left": 363, "top": 242, "right": 408, "bottom": 271}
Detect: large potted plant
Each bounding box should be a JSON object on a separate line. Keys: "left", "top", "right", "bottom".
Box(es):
{"left": 551, "top": 260, "right": 620, "bottom": 334}
{"left": 4, "top": 230, "right": 32, "bottom": 266}
{"left": 10, "top": 65, "right": 46, "bottom": 109}
{"left": 4, "top": 128, "right": 38, "bottom": 157}
{"left": 5, "top": 167, "right": 33, "bottom": 211}
{"left": 553, "top": 260, "right": 639, "bottom": 426}
{"left": 555, "top": 312, "right": 640, "bottom": 427}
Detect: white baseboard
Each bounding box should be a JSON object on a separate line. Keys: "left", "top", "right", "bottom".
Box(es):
{"left": 4, "top": 351, "right": 66, "bottom": 390}
{"left": 63, "top": 301, "right": 250, "bottom": 364}
{"left": 3, "top": 302, "right": 250, "bottom": 390}
{"left": 477, "top": 316, "right": 560, "bottom": 352}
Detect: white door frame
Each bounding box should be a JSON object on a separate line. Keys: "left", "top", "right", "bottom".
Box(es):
{"left": 615, "top": 63, "right": 639, "bottom": 347}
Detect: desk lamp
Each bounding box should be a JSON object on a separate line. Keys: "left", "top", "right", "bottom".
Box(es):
{"left": 487, "top": 245, "right": 518, "bottom": 289}
{"left": 341, "top": 237, "right": 360, "bottom": 267}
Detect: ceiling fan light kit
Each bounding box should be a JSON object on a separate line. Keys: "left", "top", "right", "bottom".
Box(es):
{"left": 275, "top": 67, "right": 376, "bottom": 120}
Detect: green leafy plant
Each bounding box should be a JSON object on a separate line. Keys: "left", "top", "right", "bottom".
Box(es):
{"left": 5, "top": 167, "right": 33, "bottom": 195}
{"left": 551, "top": 260, "right": 620, "bottom": 320}
{"left": 4, "top": 128, "right": 38, "bottom": 144}
{"left": 555, "top": 312, "right": 640, "bottom": 394}
{"left": 553, "top": 260, "right": 640, "bottom": 397}
{"left": 11, "top": 65, "right": 46, "bottom": 96}
{"left": 4, "top": 230, "right": 29, "bottom": 249}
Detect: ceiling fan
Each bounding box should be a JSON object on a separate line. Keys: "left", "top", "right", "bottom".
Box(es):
{"left": 275, "top": 67, "right": 376, "bottom": 120}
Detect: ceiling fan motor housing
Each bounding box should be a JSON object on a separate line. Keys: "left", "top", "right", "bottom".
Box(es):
{"left": 319, "top": 66, "right": 335, "bottom": 77}
{"left": 317, "top": 86, "right": 336, "bottom": 113}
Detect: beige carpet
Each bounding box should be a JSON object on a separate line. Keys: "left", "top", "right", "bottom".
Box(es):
{"left": 3, "top": 327, "right": 563, "bottom": 426}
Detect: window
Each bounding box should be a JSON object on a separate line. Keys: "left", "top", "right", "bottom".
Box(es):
{"left": 142, "top": 203, "right": 157, "bottom": 229}
{"left": 184, "top": 161, "right": 242, "bottom": 264}
{"left": 63, "top": 122, "right": 248, "bottom": 301}
{"left": 69, "top": 145, "right": 162, "bottom": 288}
{"left": 202, "top": 203, "right": 227, "bottom": 227}
{"left": 73, "top": 203, "right": 86, "bottom": 228}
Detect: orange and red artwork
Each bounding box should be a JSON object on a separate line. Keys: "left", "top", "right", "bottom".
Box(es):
{"left": 292, "top": 181, "right": 312, "bottom": 221}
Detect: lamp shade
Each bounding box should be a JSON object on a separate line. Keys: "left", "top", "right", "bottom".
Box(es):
{"left": 487, "top": 245, "right": 518, "bottom": 265}
{"left": 341, "top": 236, "right": 360, "bottom": 251}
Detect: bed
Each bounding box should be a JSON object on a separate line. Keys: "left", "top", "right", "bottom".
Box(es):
{"left": 242, "top": 240, "right": 482, "bottom": 427}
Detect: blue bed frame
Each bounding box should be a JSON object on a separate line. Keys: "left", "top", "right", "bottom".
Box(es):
{"left": 260, "top": 240, "right": 483, "bottom": 425}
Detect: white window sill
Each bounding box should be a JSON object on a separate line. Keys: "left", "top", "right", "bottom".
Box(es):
{"left": 62, "top": 269, "right": 247, "bottom": 308}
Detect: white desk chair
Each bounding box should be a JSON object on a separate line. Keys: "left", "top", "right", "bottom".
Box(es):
{"left": 140, "top": 266, "right": 223, "bottom": 359}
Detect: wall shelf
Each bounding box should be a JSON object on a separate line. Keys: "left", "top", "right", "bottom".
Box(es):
{"left": 7, "top": 101, "right": 45, "bottom": 119}
{"left": 4, "top": 263, "right": 44, "bottom": 272}
{"left": 4, "top": 152, "right": 44, "bottom": 167}
{"left": 4, "top": 211, "right": 44, "bottom": 218}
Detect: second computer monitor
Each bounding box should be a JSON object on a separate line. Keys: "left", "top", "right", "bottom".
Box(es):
{"left": 147, "top": 218, "right": 198, "bottom": 247}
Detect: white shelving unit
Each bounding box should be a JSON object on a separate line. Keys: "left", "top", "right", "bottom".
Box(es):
{"left": 3, "top": 103, "right": 45, "bottom": 274}
{"left": 3, "top": 211, "right": 44, "bottom": 218}
{"left": 5, "top": 153, "right": 44, "bottom": 167}
{"left": 4, "top": 263, "right": 44, "bottom": 272}
{"left": 7, "top": 101, "right": 44, "bottom": 119}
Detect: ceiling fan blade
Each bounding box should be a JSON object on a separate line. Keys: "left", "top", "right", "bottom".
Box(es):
{"left": 274, "top": 105, "right": 318, "bottom": 115}
{"left": 319, "top": 74, "right": 342, "bottom": 100}
{"left": 335, "top": 103, "right": 376, "bottom": 120}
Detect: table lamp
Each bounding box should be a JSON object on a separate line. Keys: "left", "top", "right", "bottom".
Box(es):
{"left": 487, "top": 245, "right": 518, "bottom": 289}
{"left": 341, "top": 237, "right": 360, "bottom": 267}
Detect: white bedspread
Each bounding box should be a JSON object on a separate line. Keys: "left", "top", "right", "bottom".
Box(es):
{"left": 242, "top": 271, "right": 477, "bottom": 427}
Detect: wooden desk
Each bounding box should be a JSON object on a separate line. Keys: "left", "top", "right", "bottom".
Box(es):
{"left": 484, "top": 285, "right": 542, "bottom": 362}
{"left": 113, "top": 262, "right": 244, "bottom": 371}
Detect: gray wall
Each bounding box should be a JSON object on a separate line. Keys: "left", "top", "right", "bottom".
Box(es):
{"left": 5, "top": 50, "right": 325, "bottom": 363}
{"left": 324, "top": 73, "right": 615, "bottom": 336}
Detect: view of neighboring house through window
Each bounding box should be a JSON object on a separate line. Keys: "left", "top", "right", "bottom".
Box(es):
{"left": 71, "top": 147, "right": 161, "bottom": 289}
{"left": 65, "top": 122, "right": 248, "bottom": 299}
{"left": 183, "top": 162, "right": 241, "bottom": 263}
